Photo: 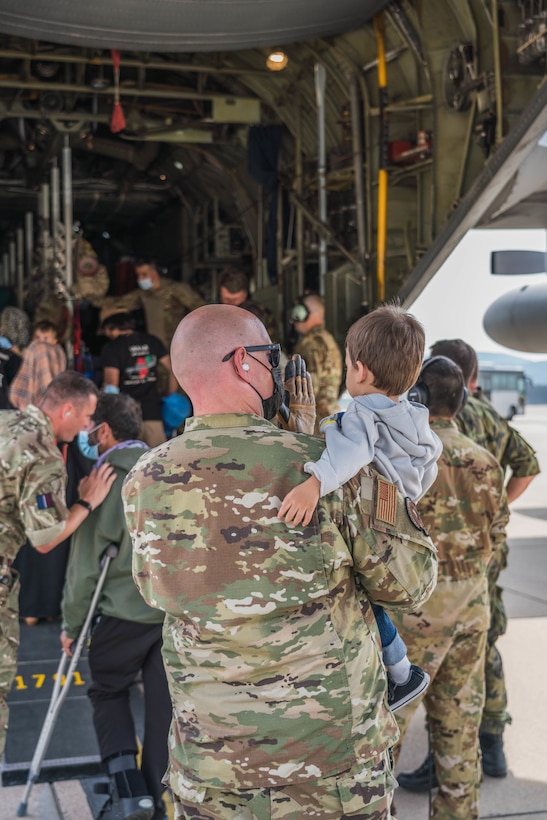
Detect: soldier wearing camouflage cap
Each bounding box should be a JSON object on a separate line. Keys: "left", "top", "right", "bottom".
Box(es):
{"left": 291, "top": 292, "right": 343, "bottom": 433}
{"left": 0, "top": 371, "right": 116, "bottom": 757}
{"left": 392, "top": 356, "right": 509, "bottom": 820}
{"left": 122, "top": 303, "right": 438, "bottom": 819}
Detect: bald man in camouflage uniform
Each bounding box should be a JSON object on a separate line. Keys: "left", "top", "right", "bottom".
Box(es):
{"left": 391, "top": 357, "right": 509, "bottom": 820}
{"left": 292, "top": 293, "right": 343, "bottom": 433}
{"left": 123, "top": 304, "right": 438, "bottom": 819}
{"left": 430, "top": 339, "right": 539, "bottom": 776}
{"left": 0, "top": 372, "right": 115, "bottom": 757}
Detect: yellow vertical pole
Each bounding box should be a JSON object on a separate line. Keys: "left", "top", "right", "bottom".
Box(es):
{"left": 374, "top": 12, "right": 388, "bottom": 302}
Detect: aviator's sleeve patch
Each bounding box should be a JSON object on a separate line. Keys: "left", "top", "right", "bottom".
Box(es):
{"left": 36, "top": 492, "right": 55, "bottom": 510}
{"left": 20, "top": 459, "right": 69, "bottom": 549}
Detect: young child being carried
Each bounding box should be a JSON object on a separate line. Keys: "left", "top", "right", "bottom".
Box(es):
{"left": 279, "top": 303, "right": 442, "bottom": 711}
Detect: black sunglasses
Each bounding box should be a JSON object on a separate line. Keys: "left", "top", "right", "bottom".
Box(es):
{"left": 222, "top": 344, "right": 281, "bottom": 368}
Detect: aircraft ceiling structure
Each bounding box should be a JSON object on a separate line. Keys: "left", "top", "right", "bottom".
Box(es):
{"left": 0, "top": 0, "right": 546, "bottom": 334}
{"left": 0, "top": 0, "right": 387, "bottom": 51}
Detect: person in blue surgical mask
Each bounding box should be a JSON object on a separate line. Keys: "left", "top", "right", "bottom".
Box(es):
{"left": 97, "top": 260, "right": 205, "bottom": 400}
{"left": 61, "top": 393, "right": 170, "bottom": 820}
{"left": 77, "top": 422, "right": 102, "bottom": 461}
{"left": 97, "top": 259, "right": 205, "bottom": 352}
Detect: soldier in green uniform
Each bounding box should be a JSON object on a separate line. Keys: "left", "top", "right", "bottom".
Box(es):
{"left": 431, "top": 339, "right": 539, "bottom": 777}
{"left": 100, "top": 258, "right": 205, "bottom": 351}
{"left": 122, "top": 304, "right": 438, "bottom": 820}
{"left": 291, "top": 293, "right": 343, "bottom": 433}
{"left": 391, "top": 356, "right": 509, "bottom": 820}
{"left": 0, "top": 371, "right": 116, "bottom": 757}
{"left": 99, "top": 258, "right": 206, "bottom": 399}
{"left": 398, "top": 338, "right": 540, "bottom": 787}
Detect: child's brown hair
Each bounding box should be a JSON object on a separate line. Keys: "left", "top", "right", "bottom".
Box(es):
{"left": 345, "top": 302, "right": 424, "bottom": 396}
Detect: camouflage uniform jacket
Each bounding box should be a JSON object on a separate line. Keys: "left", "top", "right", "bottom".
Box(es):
{"left": 102, "top": 278, "right": 205, "bottom": 348}
{"left": 123, "top": 413, "right": 437, "bottom": 799}
{"left": 392, "top": 420, "right": 508, "bottom": 648}
{"left": 457, "top": 394, "right": 539, "bottom": 478}
{"left": 418, "top": 420, "right": 509, "bottom": 587}
{"left": 0, "top": 404, "right": 69, "bottom": 562}
{"left": 294, "top": 326, "right": 343, "bottom": 432}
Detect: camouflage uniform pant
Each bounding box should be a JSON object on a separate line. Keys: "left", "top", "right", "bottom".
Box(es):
{"left": 394, "top": 625, "right": 487, "bottom": 820}
{"left": 172, "top": 753, "right": 397, "bottom": 819}
{"left": 0, "top": 572, "right": 20, "bottom": 759}
{"left": 481, "top": 541, "right": 511, "bottom": 736}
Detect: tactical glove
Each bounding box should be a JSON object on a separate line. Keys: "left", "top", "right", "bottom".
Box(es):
{"left": 280, "top": 354, "right": 316, "bottom": 434}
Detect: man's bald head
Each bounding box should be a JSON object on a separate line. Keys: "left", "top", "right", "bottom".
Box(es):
{"left": 170, "top": 304, "right": 272, "bottom": 415}
{"left": 293, "top": 293, "right": 325, "bottom": 334}
{"left": 303, "top": 293, "right": 324, "bottom": 319}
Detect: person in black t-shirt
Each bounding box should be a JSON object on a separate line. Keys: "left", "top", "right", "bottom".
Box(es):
{"left": 99, "top": 310, "right": 178, "bottom": 447}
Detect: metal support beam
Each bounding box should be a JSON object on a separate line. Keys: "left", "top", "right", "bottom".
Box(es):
{"left": 0, "top": 78, "right": 260, "bottom": 105}
{"left": 349, "top": 72, "right": 367, "bottom": 303}
{"left": 62, "top": 137, "right": 73, "bottom": 288}
{"left": 0, "top": 48, "right": 270, "bottom": 78}
{"left": 314, "top": 63, "right": 327, "bottom": 296}
{"left": 295, "top": 107, "right": 305, "bottom": 296}
{"left": 16, "top": 228, "right": 24, "bottom": 308}
{"left": 24, "top": 211, "right": 33, "bottom": 283}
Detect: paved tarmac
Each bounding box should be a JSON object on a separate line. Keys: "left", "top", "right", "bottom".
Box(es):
{"left": 2, "top": 405, "right": 546, "bottom": 819}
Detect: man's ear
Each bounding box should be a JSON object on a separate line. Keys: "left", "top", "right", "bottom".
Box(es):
{"left": 232, "top": 347, "right": 252, "bottom": 381}
{"left": 97, "top": 421, "right": 111, "bottom": 442}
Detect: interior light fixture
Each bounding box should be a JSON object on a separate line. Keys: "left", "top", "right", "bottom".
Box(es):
{"left": 266, "top": 51, "right": 288, "bottom": 71}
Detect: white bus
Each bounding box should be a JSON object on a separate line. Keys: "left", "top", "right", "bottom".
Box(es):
{"left": 477, "top": 364, "right": 527, "bottom": 420}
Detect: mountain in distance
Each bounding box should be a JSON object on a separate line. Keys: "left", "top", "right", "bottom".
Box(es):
{"left": 477, "top": 351, "right": 547, "bottom": 386}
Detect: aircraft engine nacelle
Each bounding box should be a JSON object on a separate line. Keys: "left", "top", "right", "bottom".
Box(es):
{"left": 483, "top": 282, "right": 547, "bottom": 353}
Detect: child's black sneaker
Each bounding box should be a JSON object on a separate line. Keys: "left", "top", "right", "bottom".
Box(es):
{"left": 387, "top": 665, "right": 430, "bottom": 711}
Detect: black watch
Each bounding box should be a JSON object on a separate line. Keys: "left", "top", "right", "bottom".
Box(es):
{"left": 74, "top": 498, "right": 93, "bottom": 513}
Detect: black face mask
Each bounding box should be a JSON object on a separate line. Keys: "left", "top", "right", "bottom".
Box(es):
{"left": 221, "top": 344, "right": 287, "bottom": 422}
{"left": 247, "top": 355, "right": 286, "bottom": 420}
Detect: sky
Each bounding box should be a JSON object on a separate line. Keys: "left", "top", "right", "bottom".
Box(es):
{"left": 408, "top": 228, "right": 547, "bottom": 363}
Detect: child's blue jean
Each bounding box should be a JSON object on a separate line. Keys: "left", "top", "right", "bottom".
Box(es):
{"left": 372, "top": 602, "right": 407, "bottom": 665}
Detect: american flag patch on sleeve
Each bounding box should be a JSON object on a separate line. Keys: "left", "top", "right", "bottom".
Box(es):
{"left": 374, "top": 477, "right": 397, "bottom": 526}
{"left": 36, "top": 493, "right": 54, "bottom": 510}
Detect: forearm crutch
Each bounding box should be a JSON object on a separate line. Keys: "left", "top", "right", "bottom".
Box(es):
{"left": 17, "top": 542, "right": 119, "bottom": 817}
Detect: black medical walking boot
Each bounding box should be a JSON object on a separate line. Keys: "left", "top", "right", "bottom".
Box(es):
{"left": 100, "top": 753, "right": 155, "bottom": 820}
{"left": 480, "top": 732, "right": 508, "bottom": 777}
{"left": 397, "top": 751, "right": 438, "bottom": 791}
